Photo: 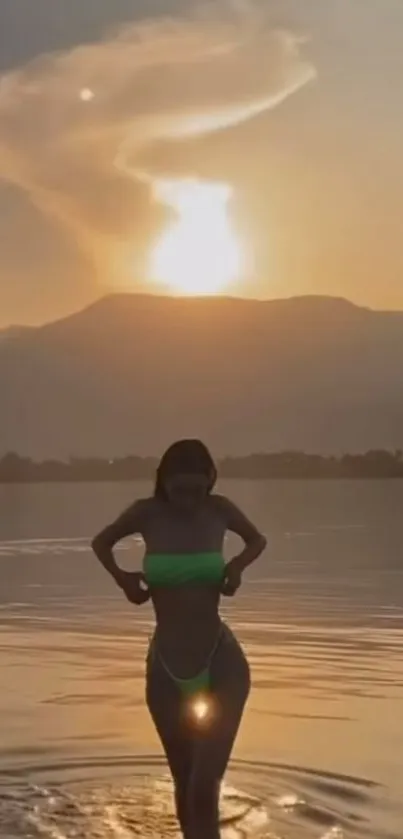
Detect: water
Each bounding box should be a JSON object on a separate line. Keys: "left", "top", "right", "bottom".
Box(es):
{"left": 1, "top": 479, "right": 403, "bottom": 838}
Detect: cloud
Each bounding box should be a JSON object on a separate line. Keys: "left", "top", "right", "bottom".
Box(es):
{"left": 0, "top": 2, "right": 315, "bottom": 281}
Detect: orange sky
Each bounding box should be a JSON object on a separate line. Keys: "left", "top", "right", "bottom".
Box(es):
{"left": 0, "top": 0, "right": 402, "bottom": 325}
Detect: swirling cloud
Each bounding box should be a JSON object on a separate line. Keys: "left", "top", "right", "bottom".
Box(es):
{"left": 0, "top": 2, "right": 315, "bottom": 284}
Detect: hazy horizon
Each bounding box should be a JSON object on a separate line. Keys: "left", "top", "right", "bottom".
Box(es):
{"left": 2, "top": 288, "right": 403, "bottom": 331}
{"left": 1, "top": 293, "right": 403, "bottom": 458}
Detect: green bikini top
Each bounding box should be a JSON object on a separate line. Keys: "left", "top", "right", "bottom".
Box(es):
{"left": 144, "top": 551, "right": 225, "bottom": 588}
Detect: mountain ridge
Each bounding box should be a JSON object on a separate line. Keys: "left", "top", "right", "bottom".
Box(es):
{"left": 1, "top": 292, "right": 402, "bottom": 458}
{"left": 4, "top": 292, "right": 386, "bottom": 336}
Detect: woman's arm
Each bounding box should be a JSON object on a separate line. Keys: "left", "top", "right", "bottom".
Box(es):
{"left": 218, "top": 496, "right": 267, "bottom": 594}
{"left": 91, "top": 501, "right": 145, "bottom": 587}
{"left": 225, "top": 498, "right": 267, "bottom": 570}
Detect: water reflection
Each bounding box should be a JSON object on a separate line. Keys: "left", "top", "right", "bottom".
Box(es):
{"left": 0, "top": 480, "right": 403, "bottom": 838}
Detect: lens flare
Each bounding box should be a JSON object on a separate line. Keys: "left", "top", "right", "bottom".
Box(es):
{"left": 192, "top": 698, "right": 210, "bottom": 721}
{"left": 79, "top": 88, "right": 94, "bottom": 102}
{"left": 187, "top": 693, "right": 214, "bottom": 727}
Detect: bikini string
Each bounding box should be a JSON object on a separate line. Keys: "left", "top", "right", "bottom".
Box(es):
{"left": 151, "top": 624, "right": 225, "bottom": 684}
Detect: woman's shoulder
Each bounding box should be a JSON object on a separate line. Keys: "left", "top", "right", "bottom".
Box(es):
{"left": 210, "top": 494, "right": 254, "bottom": 529}
{"left": 130, "top": 496, "right": 156, "bottom": 515}
{"left": 121, "top": 496, "right": 155, "bottom": 524}
{"left": 209, "top": 493, "right": 236, "bottom": 517}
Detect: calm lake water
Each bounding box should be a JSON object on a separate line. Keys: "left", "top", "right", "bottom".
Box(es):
{"left": 1, "top": 480, "right": 403, "bottom": 839}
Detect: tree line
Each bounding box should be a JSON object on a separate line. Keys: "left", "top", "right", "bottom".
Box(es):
{"left": 0, "top": 450, "right": 403, "bottom": 482}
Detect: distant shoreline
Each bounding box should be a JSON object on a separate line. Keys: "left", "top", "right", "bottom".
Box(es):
{"left": 1, "top": 477, "right": 403, "bottom": 485}
{"left": 1, "top": 451, "right": 403, "bottom": 483}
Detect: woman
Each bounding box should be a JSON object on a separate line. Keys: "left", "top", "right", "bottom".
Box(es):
{"left": 92, "top": 439, "right": 266, "bottom": 839}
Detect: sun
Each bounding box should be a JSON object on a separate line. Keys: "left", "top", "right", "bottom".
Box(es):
{"left": 150, "top": 179, "right": 243, "bottom": 295}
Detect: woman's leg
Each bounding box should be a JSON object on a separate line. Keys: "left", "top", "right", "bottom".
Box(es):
{"left": 146, "top": 647, "right": 193, "bottom": 838}
{"left": 187, "top": 628, "right": 251, "bottom": 839}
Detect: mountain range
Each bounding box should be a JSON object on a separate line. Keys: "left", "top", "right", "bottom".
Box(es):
{"left": 1, "top": 293, "right": 402, "bottom": 458}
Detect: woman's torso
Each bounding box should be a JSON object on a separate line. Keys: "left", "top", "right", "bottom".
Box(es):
{"left": 140, "top": 495, "right": 226, "bottom": 553}
{"left": 137, "top": 494, "right": 230, "bottom": 676}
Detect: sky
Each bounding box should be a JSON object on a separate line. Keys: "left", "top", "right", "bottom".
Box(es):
{"left": 0, "top": 0, "right": 403, "bottom": 326}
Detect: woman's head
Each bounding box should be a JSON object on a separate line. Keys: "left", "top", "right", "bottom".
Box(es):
{"left": 154, "top": 439, "right": 217, "bottom": 506}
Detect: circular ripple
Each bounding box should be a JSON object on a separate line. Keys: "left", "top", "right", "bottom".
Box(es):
{"left": 0, "top": 756, "right": 395, "bottom": 839}
{"left": 0, "top": 775, "right": 269, "bottom": 839}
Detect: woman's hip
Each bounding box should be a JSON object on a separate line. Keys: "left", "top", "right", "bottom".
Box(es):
{"left": 209, "top": 624, "right": 250, "bottom": 700}
{"left": 146, "top": 622, "right": 250, "bottom": 706}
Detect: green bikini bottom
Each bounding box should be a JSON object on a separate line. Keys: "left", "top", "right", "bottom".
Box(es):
{"left": 150, "top": 626, "right": 224, "bottom": 697}
{"left": 166, "top": 666, "right": 211, "bottom": 697}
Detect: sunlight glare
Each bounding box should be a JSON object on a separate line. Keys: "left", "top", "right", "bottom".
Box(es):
{"left": 150, "top": 179, "right": 242, "bottom": 295}
{"left": 192, "top": 697, "right": 210, "bottom": 721}
{"left": 188, "top": 694, "right": 214, "bottom": 728}
{"left": 79, "top": 88, "right": 94, "bottom": 102}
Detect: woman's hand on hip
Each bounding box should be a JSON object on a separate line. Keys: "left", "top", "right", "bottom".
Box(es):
{"left": 116, "top": 570, "right": 150, "bottom": 605}
{"left": 221, "top": 559, "right": 243, "bottom": 597}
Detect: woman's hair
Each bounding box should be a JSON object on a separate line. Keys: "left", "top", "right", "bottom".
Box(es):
{"left": 154, "top": 439, "right": 217, "bottom": 500}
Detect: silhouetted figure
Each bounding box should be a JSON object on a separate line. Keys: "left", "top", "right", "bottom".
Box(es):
{"left": 92, "top": 439, "right": 266, "bottom": 839}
